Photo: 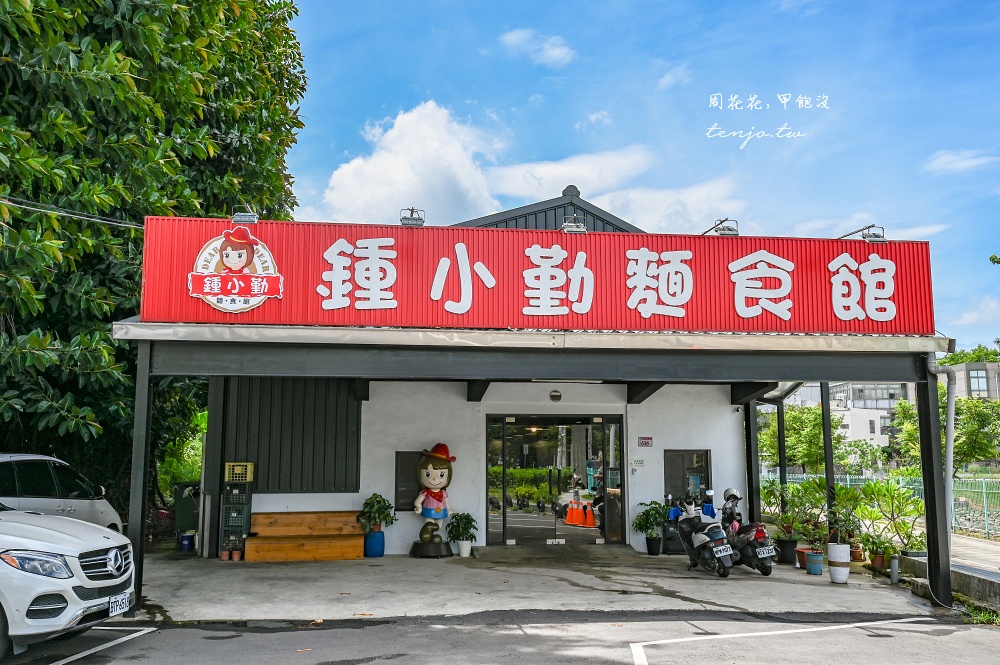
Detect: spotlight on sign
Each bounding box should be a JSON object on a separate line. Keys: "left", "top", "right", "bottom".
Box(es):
{"left": 400, "top": 207, "right": 426, "bottom": 227}
{"left": 232, "top": 205, "right": 259, "bottom": 225}
{"left": 838, "top": 223, "right": 888, "bottom": 243}
{"left": 561, "top": 214, "right": 587, "bottom": 234}
{"left": 700, "top": 217, "right": 739, "bottom": 236}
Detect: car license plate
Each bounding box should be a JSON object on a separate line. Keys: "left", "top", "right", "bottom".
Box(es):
{"left": 713, "top": 544, "right": 733, "bottom": 557}
{"left": 109, "top": 592, "right": 130, "bottom": 617}
{"left": 756, "top": 546, "right": 777, "bottom": 558}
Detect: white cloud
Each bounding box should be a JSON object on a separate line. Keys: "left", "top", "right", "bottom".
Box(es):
{"left": 499, "top": 29, "right": 576, "bottom": 68}
{"left": 528, "top": 94, "right": 544, "bottom": 105}
{"left": 772, "top": 0, "right": 823, "bottom": 15}
{"left": 891, "top": 224, "right": 949, "bottom": 240}
{"left": 656, "top": 63, "right": 692, "bottom": 90}
{"left": 792, "top": 213, "right": 948, "bottom": 240}
{"left": 953, "top": 296, "right": 1000, "bottom": 326}
{"left": 923, "top": 149, "right": 999, "bottom": 174}
{"left": 322, "top": 101, "right": 502, "bottom": 225}
{"left": 590, "top": 178, "right": 746, "bottom": 234}
{"left": 487, "top": 146, "right": 653, "bottom": 201}
{"left": 574, "top": 111, "right": 613, "bottom": 130}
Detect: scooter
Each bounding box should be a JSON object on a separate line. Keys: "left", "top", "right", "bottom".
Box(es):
{"left": 677, "top": 497, "right": 734, "bottom": 577}
{"left": 720, "top": 488, "right": 775, "bottom": 576}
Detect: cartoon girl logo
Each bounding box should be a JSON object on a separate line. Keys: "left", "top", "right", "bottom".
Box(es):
{"left": 188, "top": 225, "right": 283, "bottom": 313}
{"left": 219, "top": 226, "right": 258, "bottom": 274}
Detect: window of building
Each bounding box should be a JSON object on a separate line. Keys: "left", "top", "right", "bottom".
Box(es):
{"left": 869, "top": 419, "right": 876, "bottom": 434}
{"left": 970, "top": 370, "right": 988, "bottom": 398}
{"left": 880, "top": 415, "right": 893, "bottom": 436}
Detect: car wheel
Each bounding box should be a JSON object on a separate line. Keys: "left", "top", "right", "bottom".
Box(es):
{"left": 0, "top": 605, "right": 11, "bottom": 660}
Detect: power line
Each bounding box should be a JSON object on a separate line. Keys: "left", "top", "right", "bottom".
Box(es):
{"left": 1, "top": 196, "right": 144, "bottom": 230}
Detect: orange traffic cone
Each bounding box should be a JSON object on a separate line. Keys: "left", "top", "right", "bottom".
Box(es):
{"left": 566, "top": 501, "right": 580, "bottom": 525}
{"left": 583, "top": 502, "right": 596, "bottom": 528}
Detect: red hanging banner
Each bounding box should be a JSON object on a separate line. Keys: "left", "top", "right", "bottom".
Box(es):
{"left": 139, "top": 217, "right": 935, "bottom": 335}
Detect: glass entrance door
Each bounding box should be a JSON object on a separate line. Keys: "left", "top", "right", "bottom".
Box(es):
{"left": 486, "top": 415, "right": 624, "bottom": 546}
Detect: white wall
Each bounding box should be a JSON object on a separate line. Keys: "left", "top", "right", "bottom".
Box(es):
{"left": 624, "top": 384, "right": 746, "bottom": 553}
{"left": 253, "top": 380, "right": 746, "bottom": 556}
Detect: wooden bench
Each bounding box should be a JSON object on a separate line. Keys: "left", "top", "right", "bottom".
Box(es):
{"left": 243, "top": 511, "right": 364, "bottom": 562}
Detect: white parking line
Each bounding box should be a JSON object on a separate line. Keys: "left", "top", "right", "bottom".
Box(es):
{"left": 48, "top": 626, "right": 157, "bottom": 665}
{"left": 630, "top": 616, "right": 933, "bottom": 665}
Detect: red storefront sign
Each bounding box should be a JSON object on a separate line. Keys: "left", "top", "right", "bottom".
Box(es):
{"left": 140, "top": 217, "right": 935, "bottom": 335}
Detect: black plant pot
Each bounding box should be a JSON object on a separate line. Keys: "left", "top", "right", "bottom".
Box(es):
{"left": 645, "top": 536, "right": 662, "bottom": 555}
{"left": 775, "top": 538, "right": 798, "bottom": 564}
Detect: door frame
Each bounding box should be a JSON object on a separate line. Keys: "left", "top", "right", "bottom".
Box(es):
{"left": 486, "top": 413, "right": 626, "bottom": 546}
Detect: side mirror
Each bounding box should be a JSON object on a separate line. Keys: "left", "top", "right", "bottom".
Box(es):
{"left": 96, "top": 485, "right": 107, "bottom": 499}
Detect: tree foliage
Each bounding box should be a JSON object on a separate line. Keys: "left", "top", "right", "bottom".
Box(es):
{"left": 1, "top": 0, "right": 305, "bottom": 511}
{"left": 939, "top": 345, "right": 1000, "bottom": 365}
{"left": 891, "top": 389, "right": 1000, "bottom": 474}
{"left": 759, "top": 404, "right": 848, "bottom": 473}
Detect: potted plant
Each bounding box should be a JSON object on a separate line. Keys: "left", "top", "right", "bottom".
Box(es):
{"left": 633, "top": 501, "right": 668, "bottom": 555}
{"left": 827, "top": 485, "right": 861, "bottom": 583}
{"left": 358, "top": 493, "right": 397, "bottom": 557}
{"left": 445, "top": 512, "right": 478, "bottom": 557}
{"left": 795, "top": 519, "right": 828, "bottom": 575}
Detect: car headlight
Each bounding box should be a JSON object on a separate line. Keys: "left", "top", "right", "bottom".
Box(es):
{"left": 0, "top": 551, "right": 73, "bottom": 579}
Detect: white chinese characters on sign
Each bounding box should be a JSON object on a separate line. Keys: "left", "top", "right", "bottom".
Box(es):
{"left": 316, "top": 238, "right": 398, "bottom": 310}
{"left": 828, "top": 253, "right": 897, "bottom": 321}
{"left": 430, "top": 242, "right": 497, "bottom": 314}
{"left": 522, "top": 244, "right": 593, "bottom": 315}
{"left": 625, "top": 248, "right": 693, "bottom": 318}
{"left": 728, "top": 250, "right": 795, "bottom": 320}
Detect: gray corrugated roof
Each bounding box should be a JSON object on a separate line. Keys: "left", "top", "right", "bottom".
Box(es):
{"left": 451, "top": 187, "right": 646, "bottom": 234}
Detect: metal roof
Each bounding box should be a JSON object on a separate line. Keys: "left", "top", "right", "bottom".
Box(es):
{"left": 451, "top": 185, "right": 645, "bottom": 234}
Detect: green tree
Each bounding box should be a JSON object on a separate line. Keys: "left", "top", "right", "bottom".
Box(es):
{"left": 759, "top": 404, "right": 848, "bottom": 473}
{"left": 1, "top": 0, "right": 305, "bottom": 512}
{"left": 891, "top": 393, "right": 1000, "bottom": 474}
{"left": 939, "top": 345, "right": 1000, "bottom": 365}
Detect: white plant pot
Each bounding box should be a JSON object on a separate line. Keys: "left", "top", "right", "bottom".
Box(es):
{"left": 457, "top": 540, "right": 473, "bottom": 558}
{"left": 828, "top": 543, "right": 851, "bottom": 584}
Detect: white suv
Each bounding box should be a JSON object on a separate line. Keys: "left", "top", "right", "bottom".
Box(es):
{"left": 0, "top": 454, "right": 123, "bottom": 532}
{"left": 0, "top": 500, "right": 135, "bottom": 657}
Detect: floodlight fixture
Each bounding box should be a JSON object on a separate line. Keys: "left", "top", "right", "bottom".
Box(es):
{"left": 400, "top": 207, "right": 425, "bottom": 227}
{"left": 232, "top": 204, "right": 258, "bottom": 224}
{"left": 700, "top": 217, "right": 739, "bottom": 236}
{"left": 838, "top": 224, "right": 888, "bottom": 243}
{"left": 561, "top": 214, "right": 588, "bottom": 234}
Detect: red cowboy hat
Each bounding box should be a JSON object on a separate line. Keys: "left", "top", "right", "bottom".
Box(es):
{"left": 223, "top": 226, "right": 259, "bottom": 246}
{"left": 421, "top": 443, "right": 456, "bottom": 462}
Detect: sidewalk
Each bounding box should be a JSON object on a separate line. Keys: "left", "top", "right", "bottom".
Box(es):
{"left": 131, "top": 544, "right": 939, "bottom": 623}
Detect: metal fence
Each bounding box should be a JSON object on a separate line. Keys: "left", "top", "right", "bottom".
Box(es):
{"left": 761, "top": 472, "right": 1000, "bottom": 540}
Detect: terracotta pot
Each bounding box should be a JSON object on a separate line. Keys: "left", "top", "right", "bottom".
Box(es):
{"left": 850, "top": 546, "right": 864, "bottom": 562}
{"left": 794, "top": 547, "right": 810, "bottom": 569}
{"left": 232, "top": 550, "right": 242, "bottom": 561}
{"left": 870, "top": 553, "right": 885, "bottom": 569}
{"left": 220, "top": 550, "right": 231, "bottom": 561}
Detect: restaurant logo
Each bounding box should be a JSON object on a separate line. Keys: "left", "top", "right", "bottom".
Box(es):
{"left": 188, "top": 226, "right": 284, "bottom": 313}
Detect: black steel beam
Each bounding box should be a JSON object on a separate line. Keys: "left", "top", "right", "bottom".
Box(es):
{"left": 353, "top": 378, "right": 370, "bottom": 402}
{"left": 777, "top": 401, "right": 788, "bottom": 514}
{"left": 467, "top": 380, "right": 491, "bottom": 402}
{"left": 917, "top": 368, "right": 953, "bottom": 606}
{"left": 731, "top": 382, "right": 779, "bottom": 405}
{"left": 150, "top": 342, "right": 924, "bottom": 383}
{"left": 820, "top": 382, "right": 836, "bottom": 513}
{"left": 203, "top": 377, "right": 225, "bottom": 559}
{"left": 627, "top": 381, "right": 665, "bottom": 404}
{"left": 744, "top": 401, "right": 761, "bottom": 523}
{"left": 125, "top": 341, "right": 153, "bottom": 615}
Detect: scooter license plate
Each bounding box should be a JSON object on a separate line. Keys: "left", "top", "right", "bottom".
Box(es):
{"left": 713, "top": 544, "right": 734, "bottom": 557}
{"left": 756, "top": 546, "right": 776, "bottom": 558}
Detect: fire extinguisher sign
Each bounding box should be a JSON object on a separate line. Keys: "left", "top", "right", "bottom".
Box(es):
{"left": 638, "top": 436, "right": 653, "bottom": 447}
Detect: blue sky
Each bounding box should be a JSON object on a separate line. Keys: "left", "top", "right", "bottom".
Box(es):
{"left": 287, "top": 1, "right": 1000, "bottom": 350}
